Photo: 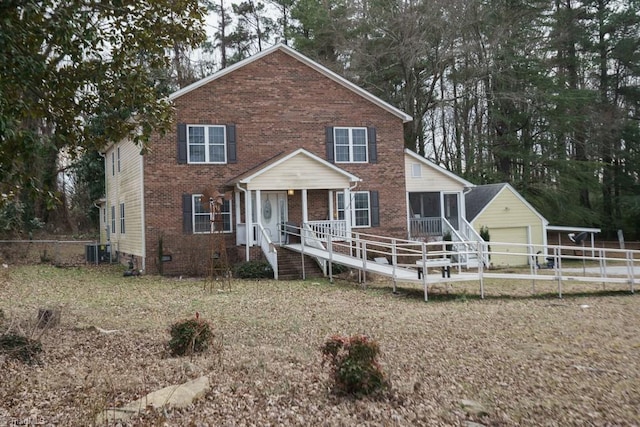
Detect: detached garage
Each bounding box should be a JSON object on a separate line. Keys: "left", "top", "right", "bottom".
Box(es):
{"left": 465, "top": 183, "right": 548, "bottom": 267}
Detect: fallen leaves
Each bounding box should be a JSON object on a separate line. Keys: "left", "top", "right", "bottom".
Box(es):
{"left": 0, "top": 265, "right": 638, "bottom": 426}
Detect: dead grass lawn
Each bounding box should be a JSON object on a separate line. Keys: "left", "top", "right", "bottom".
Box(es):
{"left": 1, "top": 265, "right": 639, "bottom": 426}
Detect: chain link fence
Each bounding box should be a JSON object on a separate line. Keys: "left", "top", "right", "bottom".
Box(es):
{"left": 0, "top": 240, "right": 111, "bottom": 267}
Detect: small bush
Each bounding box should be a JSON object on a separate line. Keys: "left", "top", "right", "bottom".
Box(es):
{"left": 321, "top": 334, "right": 389, "bottom": 396}
{"left": 0, "top": 333, "right": 43, "bottom": 364}
{"left": 234, "top": 260, "right": 273, "bottom": 279}
{"left": 168, "top": 314, "right": 214, "bottom": 357}
{"left": 330, "top": 263, "right": 349, "bottom": 274}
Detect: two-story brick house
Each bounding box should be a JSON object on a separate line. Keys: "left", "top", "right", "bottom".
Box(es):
{"left": 102, "top": 43, "right": 413, "bottom": 276}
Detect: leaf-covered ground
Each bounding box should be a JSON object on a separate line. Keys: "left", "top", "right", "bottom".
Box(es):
{"left": 1, "top": 265, "right": 638, "bottom": 426}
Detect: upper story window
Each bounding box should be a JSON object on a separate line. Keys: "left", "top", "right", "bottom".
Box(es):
{"left": 111, "top": 152, "right": 115, "bottom": 176}
{"left": 117, "top": 147, "right": 121, "bottom": 172}
{"left": 188, "top": 125, "right": 226, "bottom": 164}
{"left": 334, "top": 127, "right": 368, "bottom": 163}
{"left": 411, "top": 163, "right": 422, "bottom": 178}
{"left": 192, "top": 194, "right": 232, "bottom": 233}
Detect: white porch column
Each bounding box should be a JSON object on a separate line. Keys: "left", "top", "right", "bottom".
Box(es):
{"left": 302, "top": 189, "right": 309, "bottom": 224}
{"left": 255, "top": 190, "right": 262, "bottom": 227}
{"left": 234, "top": 191, "right": 241, "bottom": 228}
{"left": 328, "top": 190, "right": 334, "bottom": 220}
{"left": 343, "top": 187, "right": 352, "bottom": 235}
{"left": 245, "top": 188, "right": 252, "bottom": 261}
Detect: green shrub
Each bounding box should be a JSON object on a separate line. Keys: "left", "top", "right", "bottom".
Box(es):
{"left": 168, "top": 314, "right": 214, "bottom": 357}
{"left": 234, "top": 260, "right": 273, "bottom": 279}
{"left": 330, "top": 262, "right": 349, "bottom": 274}
{"left": 0, "top": 333, "right": 43, "bottom": 364}
{"left": 321, "top": 334, "right": 389, "bottom": 396}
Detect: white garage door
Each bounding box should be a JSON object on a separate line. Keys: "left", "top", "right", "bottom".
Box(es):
{"left": 489, "top": 227, "right": 530, "bottom": 267}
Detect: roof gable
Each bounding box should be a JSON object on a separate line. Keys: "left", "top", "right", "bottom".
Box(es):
{"left": 465, "top": 183, "right": 548, "bottom": 225}
{"left": 170, "top": 44, "right": 412, "bottom": 123}
{"left": 404, "top": 149, "right": 475, "bottom": 188}
{"left": 228, "top": 148, "right": 361, "bottom": 190}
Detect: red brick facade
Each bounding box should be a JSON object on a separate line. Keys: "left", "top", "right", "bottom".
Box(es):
{"left": 142, "top": 47, "right": 409, "bottom": 276}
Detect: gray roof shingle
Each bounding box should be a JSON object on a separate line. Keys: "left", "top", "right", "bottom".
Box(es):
{"left": 465, "top": 183, "right": 508, "bottom": 221}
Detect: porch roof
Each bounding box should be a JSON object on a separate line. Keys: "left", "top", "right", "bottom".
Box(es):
{"left": 227, "top": 148, "right": 362, "bottom": 191}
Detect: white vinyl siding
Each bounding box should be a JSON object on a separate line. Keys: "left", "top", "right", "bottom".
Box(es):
{"left": 104, "top": 138, "right": 145, "bottom": 257}
{"left": 404, "top": 154, "right": 467, "bottom": 192}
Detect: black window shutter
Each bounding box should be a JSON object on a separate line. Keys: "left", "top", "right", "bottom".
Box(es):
{"left": 182, "top": 193, "right": 192, "bottom": 234}
{"left": 325, "top": 126, "right": 334, "bottom": 163}
{"left": 226, "top": 124, "right": 237, "bottom": 163}
{"left": 370, "top": 190, "right": 380, "bottom": 227}
{"left": 367, "top": 127, "right": 377, "bottom": 164}
{"left": 177, "top": 123, "right": 187, "bottom": 164}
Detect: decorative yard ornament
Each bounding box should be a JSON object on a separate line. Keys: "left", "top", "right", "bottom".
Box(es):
{"left": 200, "top": 187, "right": 231, "bottom": 291}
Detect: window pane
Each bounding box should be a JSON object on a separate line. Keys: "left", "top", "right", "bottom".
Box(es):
{"left": 352, "top": 128, "right": 366, "bottom": 145}
{"left": 336, "top": 193, "right": 345, "bottom": 220}
{"left": 193, "top": 196, "right": 207, "bottom": 214}
{"left": 335, "top": 146, "right": 349, "bottom": 162}
{"left": 209, "top": 144, "right": 225, "bottom": 163}
{"left": 335, "top": 128, "right": 349, "bottom": 145}
{"left": 354, "top": 210, "right": 369, "bottom": 227}
{"left": 194, "top": 216, "right": 210, "bottom": 233}
{"left": 190, "top": 146, "right": 205, "bottom": 162}
{"left": 354, "top": 193, "right": 369, "bottom": 209}
{"left": 353, "top": 145, "right": 367, "bottom": 162}
{"left": 188, "top": 126, "right": 205, "bottom": 143}
{"left": 209, "top": 126, "right": 225, "bottom": 144}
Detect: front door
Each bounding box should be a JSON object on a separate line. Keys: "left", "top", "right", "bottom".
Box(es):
{"left": 261, "top": 191, "right": 288, "bottom": 244}
{"left": 443, "top": 193, "right": 460, "bottom": 230}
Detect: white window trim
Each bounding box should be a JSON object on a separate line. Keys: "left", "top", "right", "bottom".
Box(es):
{"left": 334, "top": 127, "right": 368, "bottom": 163}
{"left": 411, "top": 163, "right": 422, "bottom": 178}
{"left": 192, "top": 194, "right": 233, "bottom": 234}
{"left": 187, "top": 125, "right": 227, "bottom": 164}
{"left": 119, "top": 203, "right": 125, "bottom": 234}
{"left": 337, "top": 191, "right": 371, "bottom": 228}
{"left": 111, "top": 206, "right": 115, "bottom": 234}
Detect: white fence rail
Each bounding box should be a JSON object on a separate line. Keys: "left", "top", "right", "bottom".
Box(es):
{"left": 280, "top": 225, "right": 638, "bottom": 301}
{"left": 256, "top": 224, "right": 278, "bottom": 280}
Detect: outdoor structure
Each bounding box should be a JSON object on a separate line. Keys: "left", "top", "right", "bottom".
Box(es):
{"left": 102, "top": 43, "right": 412, "bottom": 276}
{"left": 403, "top": 149, "right": 489, "bottom": 268}
{"left": 404, "top": 149, "right": 475, "bottom": 241}
{"left": 465, "top": 183, "right": 548, "bottom": 267}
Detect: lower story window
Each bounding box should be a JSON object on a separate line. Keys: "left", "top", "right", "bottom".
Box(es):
{"left": 337, "top": 191, "right": 371, "bottom": 227}
{"left": 111, "top": 206, "right": 115, "bottom": 234}
{"left": 119, "top": 203, "right": 125, "bottom": 234}
{"left": 193, "top": 195, "right": 232, "bottom": 233}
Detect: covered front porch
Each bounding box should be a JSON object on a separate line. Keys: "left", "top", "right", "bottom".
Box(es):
{"left": 227, "top": 149, "right": 361, "bottom": 269}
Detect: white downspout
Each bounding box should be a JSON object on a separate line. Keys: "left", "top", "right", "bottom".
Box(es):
{"left": 139, "top": 151, "right": 146, "bottom": 272}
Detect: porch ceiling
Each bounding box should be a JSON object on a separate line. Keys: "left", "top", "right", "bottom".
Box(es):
{"left": 227, "top": 148, "right": 361, "bottom": 191}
